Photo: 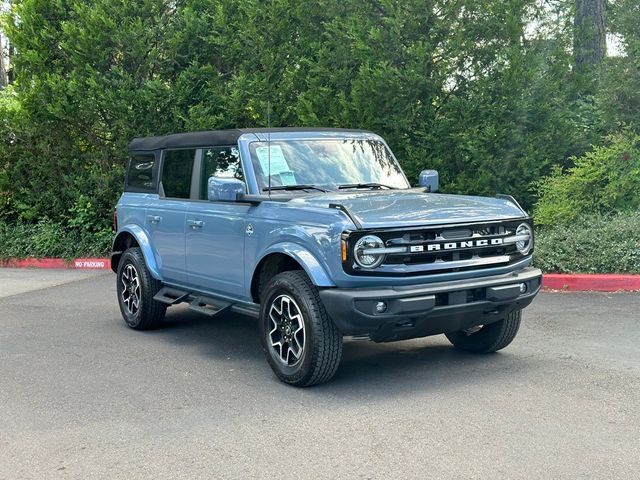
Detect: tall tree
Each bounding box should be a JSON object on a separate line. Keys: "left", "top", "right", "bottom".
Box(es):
{"left": 0, "top": 33, "right": 6, "bottom": 87}
{"left": 597, "top": 0, "right": 640, "bottom": 132}
{"left": 573, "top": 0, "right": 606, "bottom": 70}
{"left": 0, "top": 0, "right": 8, "bottom": 87}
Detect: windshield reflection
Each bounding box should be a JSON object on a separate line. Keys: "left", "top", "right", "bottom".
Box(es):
{"left": 249, "top": 139, "right": 409, "bottom": 191}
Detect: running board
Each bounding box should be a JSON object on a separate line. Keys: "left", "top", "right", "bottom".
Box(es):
{"left": 153, "top": 287, "right": 190, "bottom": 305}
{"left": 188, "top": 296, "right": 232, "bottom": 317}
{"left": 231, "top": 304, "right": 260, "bottom": 319}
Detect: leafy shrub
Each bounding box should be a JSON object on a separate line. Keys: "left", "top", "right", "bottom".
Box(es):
{"left": 0, "top": 220, "right": 112, "bottom": 259}
{"left": 534, "top": 131, "right": 640, "bottom": 226}
{"left": 534, "top": 212, "right": 640, "bottom": 273}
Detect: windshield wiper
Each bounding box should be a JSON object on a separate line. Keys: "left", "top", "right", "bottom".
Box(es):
{"left": 262, "top": 184, "right": 329, "bottom": 193}
{"left": 337, "top": 182, "right": 395, "bottom": 190}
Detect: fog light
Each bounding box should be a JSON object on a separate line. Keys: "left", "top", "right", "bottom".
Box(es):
{"left": 375, "top": 301, "right": 387, "bottom": 313}
{"left": 519, "top": 283, "right": 528, "bottom": 294}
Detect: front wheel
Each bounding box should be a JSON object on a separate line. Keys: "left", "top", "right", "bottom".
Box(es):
{"left": 445, "top": 310, "right": 522, "bottom": 353}
{"left": 259, "top": 271, "right": 343, "bottom": 387}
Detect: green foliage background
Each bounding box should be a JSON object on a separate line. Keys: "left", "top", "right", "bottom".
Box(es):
{"left": 535, "top": 212, "right": 640, "bottom": 274}
{"left": 0, "top": 0, "right": 638, "bottom": 270}
{"left": 535, "top": 131, "right": 640, "bottom": 226}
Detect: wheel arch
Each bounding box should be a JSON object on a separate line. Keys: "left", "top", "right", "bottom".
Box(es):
{"left": 111, "top": 225, "right": 162, "bottom": 280}
{"left": 250, "top": 244, "right": 335, "bottom": 303}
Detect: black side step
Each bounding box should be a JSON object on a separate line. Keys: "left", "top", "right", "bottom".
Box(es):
{"left": 231, "top": 303, "right": 260, "bottom": 319}
{"left": 188, "top": 296, "right": 232, "bottom": 317}
{"left": 153, "top": 287, "right": 190, "bottom": 305}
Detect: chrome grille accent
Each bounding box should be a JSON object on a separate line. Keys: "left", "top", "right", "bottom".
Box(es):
{"left": 346, "top": 220, "right": 532, "bottom": 276}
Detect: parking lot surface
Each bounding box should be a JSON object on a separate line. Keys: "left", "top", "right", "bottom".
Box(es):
{"left": 0, "top": 268, "right": 105, "bottom": 299}
{"left": 1, "top": 270, "right": 639, "bottom": 479}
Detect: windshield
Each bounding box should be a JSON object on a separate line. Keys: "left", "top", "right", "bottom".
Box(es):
{"left": 248, "top": 139, "right": 409, "bottom": 191}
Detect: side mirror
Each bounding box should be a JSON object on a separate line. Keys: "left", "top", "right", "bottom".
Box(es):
{"left": 418, "top": 169, "right": 439, "bottom": 193}
{"left": 208, "top": 177, "right": 246, "bottom": 201}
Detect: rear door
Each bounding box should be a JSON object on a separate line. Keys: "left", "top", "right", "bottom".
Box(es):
{"left": 146, "top": 148, "right": 197, "bottom": 284}
{"left": 185, "top": 146, "right": 249, "bottom": 296}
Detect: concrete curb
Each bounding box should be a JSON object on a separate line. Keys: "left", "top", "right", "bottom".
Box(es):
{"left": 1, "top": 258, "right": 638, "bottom": 291}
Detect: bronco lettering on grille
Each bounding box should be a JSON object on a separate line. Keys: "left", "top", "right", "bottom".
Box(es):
{"left": 416, "top": 238, "right": 504, "bottom": 252}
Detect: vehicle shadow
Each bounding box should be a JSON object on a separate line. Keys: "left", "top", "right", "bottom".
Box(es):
{"left": 158, "top": 305, "right": 264, "bottom": 362}
{"left": 323, "top": 340, "right": 540, "bottom": 399}
{"left": 153, "top": 305, "right": 540, "bottom": 397}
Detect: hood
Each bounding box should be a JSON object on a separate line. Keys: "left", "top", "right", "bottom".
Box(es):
{"left": 288, "top": 189, "right": 527, "bottom": 229}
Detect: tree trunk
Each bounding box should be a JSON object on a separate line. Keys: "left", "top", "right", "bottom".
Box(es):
{"left": 574, "top": 0, "right": 606, "bottom": 69}
{"left": 0, "top": 33, "right": 6, "bottom": 87}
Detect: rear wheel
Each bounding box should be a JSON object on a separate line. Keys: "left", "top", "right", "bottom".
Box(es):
{"left": 445, "top": 310, "right": 522, "bottom": 353}
{"left": 116, "top": 247, "right": 166, "bottom": 330}
{"left": 259, "top": 271, "right": 343, "bottom": 387}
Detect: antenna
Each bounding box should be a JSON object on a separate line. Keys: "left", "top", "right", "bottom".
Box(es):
{"left": 267, "top": 101, "right": 271, "bottom": 197}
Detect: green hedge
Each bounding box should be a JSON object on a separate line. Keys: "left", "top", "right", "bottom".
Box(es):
{"left": 534, "top": 131, "right": 640, "bottom": 226}
{"left": 0, "top": 220, "right": 112, "bottom": 260}
{"left": 534, "top": 212, "right": 640, "bottom": 274}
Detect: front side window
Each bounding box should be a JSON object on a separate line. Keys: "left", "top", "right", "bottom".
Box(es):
{"left": 127, "top": 154, "right": 156, "bottom": 191}
{"left": 161, "top": 149, "right": 195, "bottom": 198}
{"left": 248, "top": 139, "right": 409, "bottom": 191}
{"left": 200, "top": 147, "right": 243, "bottom": 200}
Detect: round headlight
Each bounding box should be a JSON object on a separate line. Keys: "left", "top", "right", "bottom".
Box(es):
{"left": 354, "top": 235, "right": 385, "bottom": 269}
{"left": 515, "top": 223, "right": 533, "bottom": 255}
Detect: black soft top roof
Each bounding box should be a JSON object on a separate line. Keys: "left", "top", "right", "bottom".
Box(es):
{"left": 128, "top": 127, "right": 371, "bottom": 151}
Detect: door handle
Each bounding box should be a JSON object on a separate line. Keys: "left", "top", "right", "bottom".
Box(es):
{"left": 147, "top": 215, "right": 161, "bottom": 224}
{"left": 187, "top": 219, "right": 205, "bottom": 229}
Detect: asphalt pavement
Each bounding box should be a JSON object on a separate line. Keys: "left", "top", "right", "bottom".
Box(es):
{"left": 0, "top": 269, "right": 638, "bottom": 479}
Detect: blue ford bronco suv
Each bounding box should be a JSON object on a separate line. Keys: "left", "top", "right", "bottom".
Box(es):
{"left": 112, "top": 128, "right": 542, "bottom": 386}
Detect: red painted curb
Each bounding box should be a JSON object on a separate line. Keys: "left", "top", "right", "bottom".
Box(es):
{"left": 542, "top": 273, "right": 640, "bottom": 292}
{"left": 0, "top": 258, "right": 111, "bottom": 270}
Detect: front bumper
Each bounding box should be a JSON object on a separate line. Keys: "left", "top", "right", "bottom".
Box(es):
{"left": 319, "top": 267, "right": 542, "bottom": 342}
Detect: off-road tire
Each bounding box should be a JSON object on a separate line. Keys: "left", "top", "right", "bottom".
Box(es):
{"left": 116, "top": 247, "right": 166, "bottom": 330}
{"left": 259, "top": 271, "right": 343, "bottom": 387}
{"left": 445, "top": 309, "right": 522, "bottom": 353}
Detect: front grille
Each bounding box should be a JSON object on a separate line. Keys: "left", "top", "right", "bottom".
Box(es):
{"left": 345, "top": 219, "right": 531, "bottom": 276}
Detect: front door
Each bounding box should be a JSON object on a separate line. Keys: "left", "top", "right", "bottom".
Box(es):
{"left": 186, "top": 146, "right": 249, "bottom": 296}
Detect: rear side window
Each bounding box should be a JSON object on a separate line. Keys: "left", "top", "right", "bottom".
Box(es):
{"left": 200, "top": 147, "right": 243, "bottom": 200}
{"left": 127, "top": 154, "right": 156, "bottom": 191}
{"left": 162, "top": 149, "right": 196, "bottom": 198}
